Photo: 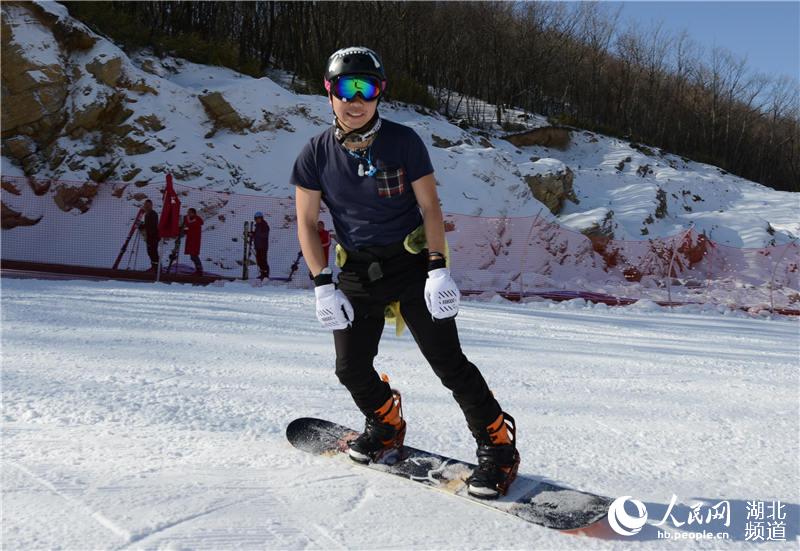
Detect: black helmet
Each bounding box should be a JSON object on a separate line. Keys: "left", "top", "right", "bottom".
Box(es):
{"left": 324, "top": 47, "right": 386, "bottom": 86}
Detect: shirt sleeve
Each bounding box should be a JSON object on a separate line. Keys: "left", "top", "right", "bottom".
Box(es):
{"left": 404, "top": 128, "right": 434, "bottom": 183}
{"left": 290, "top": 140, "right": 321, "bottom": 191}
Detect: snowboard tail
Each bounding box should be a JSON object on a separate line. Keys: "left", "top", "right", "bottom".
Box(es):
{"left": 286, "top": 417, "right": 611, "bottom": 532}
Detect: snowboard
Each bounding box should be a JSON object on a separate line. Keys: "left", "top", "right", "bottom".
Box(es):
{"left": 165, "top": 224, "right": 184, "bottom": 275}
{"left": 286, "top": 417, "right": 612, "bottom": 532}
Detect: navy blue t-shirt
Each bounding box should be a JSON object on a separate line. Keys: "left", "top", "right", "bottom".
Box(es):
{"left": 290, "top": 119, "right": 434, "bottom": 250}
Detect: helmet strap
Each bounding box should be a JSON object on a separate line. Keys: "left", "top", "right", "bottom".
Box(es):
{"left": 333, "top": 110, "right": 381, "bottom": 150}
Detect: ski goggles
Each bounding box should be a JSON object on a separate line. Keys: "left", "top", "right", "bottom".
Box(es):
{"left": 326, "top": 75, "right": 384, "bottom": 102}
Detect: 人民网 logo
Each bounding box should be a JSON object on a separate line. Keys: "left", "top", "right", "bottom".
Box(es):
{"left": 608, "top": 495, "right": 649, "bottom": 536}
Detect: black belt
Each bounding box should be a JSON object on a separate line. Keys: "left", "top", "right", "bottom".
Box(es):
{"left": 343, "top": 241, "right": 420, "bottom": 283}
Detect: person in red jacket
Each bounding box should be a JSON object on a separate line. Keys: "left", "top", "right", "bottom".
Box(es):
{"left": 183, "top": 208, "right": 204, "bottom": 275}
{"left": 318, "top": 221, "right": 331, "bottom": 265}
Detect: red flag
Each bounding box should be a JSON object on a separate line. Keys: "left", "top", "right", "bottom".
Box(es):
{"left": 159, "top": 173, "right": 181, "bottom": 238}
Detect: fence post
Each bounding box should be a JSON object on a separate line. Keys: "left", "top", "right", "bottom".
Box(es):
{"left": 156, "top": 240, "right": 163, "bottom": 283}
{"left": 666, "top": 224, "right": 695, "bottom": 306}
{"left": 702, "top": 233, "right": 716, "bottom": 310}
{"left": 769, "top": 238, "right": 798, "bottom": 314}
{"left": 519, "top": 209, "right": 543, "bottom": 301}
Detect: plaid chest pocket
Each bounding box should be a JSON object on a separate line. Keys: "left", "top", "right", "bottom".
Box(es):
{"left": 374, "top": 166, "right": 407, "bottom": 198}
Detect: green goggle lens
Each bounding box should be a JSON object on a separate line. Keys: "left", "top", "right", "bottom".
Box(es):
{"left": 332, "top": 76, "right": 382, "bottom": 102}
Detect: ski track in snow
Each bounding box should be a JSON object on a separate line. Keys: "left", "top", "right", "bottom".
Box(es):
{"left": 2, "top": 277, "right": 798, "bottom": 549}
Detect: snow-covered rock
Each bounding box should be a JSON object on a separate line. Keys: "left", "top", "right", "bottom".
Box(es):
{"left": 519, "top": 158, "right": 576, "bottom": 214}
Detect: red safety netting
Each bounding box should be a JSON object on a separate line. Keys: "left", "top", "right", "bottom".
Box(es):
{"left": 444, "top": 212, "right": 799, "bottom": 312}
{"left": 2, "top": 175, "right": 798, "bottom": 312}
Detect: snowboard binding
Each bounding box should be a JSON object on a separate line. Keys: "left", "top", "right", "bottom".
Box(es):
{"left": 348, "top": 384, "right": 406, "bottom": 465}
{"left": 467, "top": 412, "right": 520, "bottom": 499}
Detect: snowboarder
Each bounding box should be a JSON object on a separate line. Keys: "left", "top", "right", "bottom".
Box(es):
{"left": 290, "top": 47, "right": 519, "bottom": 499}
{"left": 183, "top": 208, "right": 204, "bottom": 275}
{"left": 140, "top": 199, "right": 160, "bottom": 272}
{"left": 251, "top": 212, "right": 270, "bottom": 280}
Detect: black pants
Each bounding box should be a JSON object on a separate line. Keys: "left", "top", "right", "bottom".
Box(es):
{"left": 146, "top": 238, "right": 159, "bottom": 268}
{"left": 332, "top": 243, "right": 501, "bottom": 438}
{"left": 255, "top": 247, "right": 270, "bottom": 278}
{"left": 190, "top": 254, "right": 203, "bottom": 274}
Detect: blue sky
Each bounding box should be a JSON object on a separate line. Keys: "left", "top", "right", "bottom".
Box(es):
{"left": 606, "top": 1, "right": 799, "bottom": 83}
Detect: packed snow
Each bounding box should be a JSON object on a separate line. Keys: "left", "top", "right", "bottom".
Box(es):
{"left": 2, "top": 277, "right": 797, "bottom": 549}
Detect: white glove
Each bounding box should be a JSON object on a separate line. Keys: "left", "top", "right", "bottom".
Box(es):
{"left": 424, "top": 268, "right": 460, "bottom": 320}
{"left": 315, "top": 283, "right": 354, "bottom": 330}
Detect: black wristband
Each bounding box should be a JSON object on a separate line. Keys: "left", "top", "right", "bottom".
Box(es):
{"left": 428, "top": 257, "right": 446, "bottom": 271}
{"left": 313, "top": 272, "right": 333, "bottom": 287}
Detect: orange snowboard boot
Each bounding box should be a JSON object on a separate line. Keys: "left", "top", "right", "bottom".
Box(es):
{"left": 348, "top": 387, "right": 406, "bottom": 464}
{"left": 467, "top": 412, "right": 520, "bottom": 499}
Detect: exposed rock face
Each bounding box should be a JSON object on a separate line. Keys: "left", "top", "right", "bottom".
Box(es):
{"left": 431, "top": 134, "right": 464, "bottom": 148}
{"left": 0, "top": 7, "right": 69, "bottom": 145}
{"left": 121, "top": 78, "right": 158, "bottom": 95}
{"left": 88, "top": 159, "right": 120, "bottom": 182}
{"left": 121, "top": 136, "right": 155, "bottom": 156}
{"left": 503, "top": 126, "right": 572, "bottom": 150}
{"left": 1, "top": 1, "right": 148, "bottom": 187}
{"left": 1, "top": 0, "right": 99, "bottom": 166}
{"left": 67, "top": 92, "right": 134, "bottom": 138}
{"left": 1, "top": 179, "right": 21, "bottom": 195}
{"left": 27, "top": 177, "right": 52, "bottom": 195}
{"left": 581, "top": 209, "right": 616, "bottom": 240}
{"left": 199, "top": 92, "right": 252, "bottom": 134}
{"left": 53, "top": 181, "right": 99, "bottom": 213}
{"left": 1, "top": 201, "right": 42, "bottom": 229}
{"left": 121, "top": 168, "right": 142, "bottom": 182}
{"left": 86, "top": 56, "right": 123, "bottom": 87}
{"left": 2, "top": 135, "right": 37, "bottom": 161}
{"left": 655, "top": 188, "right": 668, "bottom": 219}
{"left": 135, "top": 114, "right": 164, "bottom": 132}
{"left": 580, "top": 210, "right": 621, "bottom": 270}
{"left": 521, "top": 159, "right": 577, "bottom": 215}
{"left": 21, "top": 0, "right": 97, "bottom": 51}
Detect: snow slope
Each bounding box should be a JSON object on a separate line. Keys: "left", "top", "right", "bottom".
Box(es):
{"left": 2, "top": 277, "right": 797, "bottom": 549}
{"left": 2, "top": 1, "right": 798, "bottom": 250}
{"left": 122, "top": 52, "right": 800, "bottom": 247}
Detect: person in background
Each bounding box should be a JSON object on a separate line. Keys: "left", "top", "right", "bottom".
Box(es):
{"left": 318, "top": 220, "right": 331, "bottom": 265}
{"left": 183, "top": 207, "right": 204, "bottom": 275}
{"left": 141, "top": 199, "right": 159, "bottom": 272}
{"left": 251, "top": 211, "right": 270, "bottom": 280}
